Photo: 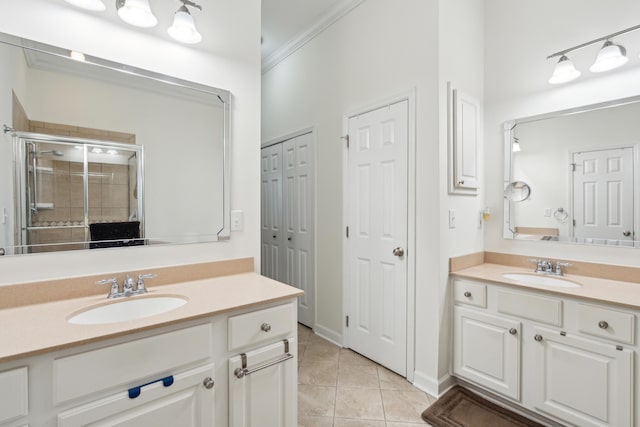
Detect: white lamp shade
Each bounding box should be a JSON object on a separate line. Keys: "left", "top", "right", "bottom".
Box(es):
{"left": 168, "top": 6, "right": 202, "bottom": 44}
{"left": 589, "top": 41, "right": 628, "bottom": 73}
{"left": 512, "top": 140, "right": 521, "bottom": 152}
{"left": 117, "top": 0, "right": 158, "bottom": 28}
{"left": 548, "top": 55, "right": 581, "bottom": 84}
{"left": 64, "top": 0, "right": 106, "bottom": 11}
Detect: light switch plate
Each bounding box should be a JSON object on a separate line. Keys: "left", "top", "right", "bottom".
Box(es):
{"left": 231, "top": 210, "right": 244, "bottom": 231}
{"left": 449, "top": 209, "right": 456, "bottom": 229}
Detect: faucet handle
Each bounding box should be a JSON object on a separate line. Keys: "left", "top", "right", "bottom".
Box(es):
{"left": 137, "top": 273, "right": 157, "bottom": 291}
{"left": 96, "top": 277, "right": 119, "bottom": 298}
{"left": 555, "top": 261, "right": 572, "bottom": 275}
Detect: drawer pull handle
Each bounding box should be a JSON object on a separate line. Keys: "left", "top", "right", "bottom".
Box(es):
{"left": 463, "top": 291, "right": 472, "bottom": 298}
{"left": 128, "top": 375, "right": 174, "bottom": 399}
{"left": 509, "top": 328, "right": 517, "bottom": 335}
{"left": 534, "top": 334, "right": 543, "bottom": 342}
{"left": 203, "top": 377, "right": 214, "bottom": 390}
{"left": 261, "top": 322, "right": 272, "bottom": 332}
{"left": 598, "top": 321, "right": 609, "bottom": 330}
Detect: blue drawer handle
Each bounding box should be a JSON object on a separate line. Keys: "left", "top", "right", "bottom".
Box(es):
{"left": 128, "top": 375, "right": 174, "bottom": 399}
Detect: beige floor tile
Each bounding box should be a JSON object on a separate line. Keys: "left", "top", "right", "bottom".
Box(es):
{"left": 337, "top": 364, "right": 379, "bottom": 389}
{"left": 333, "top": 418, "right": 386, "bottom": 426}
{"left": 335, "top": 387, "right": 385, "bottom": 420}
{"left": 299, "top": 361, "right": 339, "bottom": 386}
{"left": 299, "top": 343, "right": 308, "bottom": 361}
{"left": 298, "top": 324, "right": 312, "bottom": 344}
{"left": 303, "top": 340, "right": 340, "bottom": 364}
{"left": 298, "top": 384, "right": 337, "bottom": 417}
{"left": 298, "top": 415, "right": 334, "bottom": 427}
{"left": 386, "top": 423, "right": 430, "bottom": 426}
{"left": 381, "top": 390, "right": 435, "bottom": 423}
{"left": 338, "top": 348, "right": 378, "bottom": 367}
{"left": 377, "top": 366, "right": 418, "bottom": 391}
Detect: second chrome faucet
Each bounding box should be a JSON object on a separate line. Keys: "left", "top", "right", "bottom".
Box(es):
{"left": 97, "top": 273, "right": 157, "bottom": 299}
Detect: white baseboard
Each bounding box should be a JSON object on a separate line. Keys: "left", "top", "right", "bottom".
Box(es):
{"left": 412, "top": 371, "right": 456, "bottom": 398}
{"left": 312, "top": 323, "right": 343, "bottom": 347}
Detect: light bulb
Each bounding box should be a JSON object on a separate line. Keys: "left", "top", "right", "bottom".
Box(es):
{"left": 117, "top": 0, "right": 158, "bottom": 28}
{"left": 168, "top": 6, "right": 202, "bottom": 44}
{"left": 548, "top": 55, "right": 581, "bottom": 85}
{"left": 64, "top": 0, "right": 106, "bottom": 11}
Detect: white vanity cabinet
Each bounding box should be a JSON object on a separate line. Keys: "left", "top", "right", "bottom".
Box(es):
{"left": 451, "top": 277, "right": 636, "bottom": 427}
{"left": 0, "top": 298, "right": 299, "bottom": 427}
{"left": 227, "top": 303, "right": 297, "bottom": 427}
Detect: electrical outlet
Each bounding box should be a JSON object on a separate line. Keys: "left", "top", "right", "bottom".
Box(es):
{"left": 231, "top": 210, "right": 244, "bottom": 231}
{"left": 449, "top": 209, "right": 456, "bottom": 229}
{"left": 544, "top": 208, "right": 551, "bottom": 217}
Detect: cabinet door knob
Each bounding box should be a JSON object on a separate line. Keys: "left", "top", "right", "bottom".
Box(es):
{"left": 509, "top": 328, "right": 517, "bottom": 335}
{"left": 203, "top": 377, "right": 214, "bottom": 389}
{"left": 598, "top": 320, "right": 609, "bottom": 330}
{"left": 463, "top": 291, "right": 472, "bottom": 298}
{"left": 261, "top": 322, "right": 272, "bottom": 332}
{"left": 534, "top": 334, "right": 543, "bottom": 342}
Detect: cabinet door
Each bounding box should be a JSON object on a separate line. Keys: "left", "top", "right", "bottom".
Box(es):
{"left": 530, "top": 327, "right": 633, "bottom": 427}
{"left": 57, "top": 364, "right": 215, "bottom": 427}
{"left": 453, "top": 89, "right": 479, "bottom": 190}
{"left": 229, "top": 339, "right": 296, "bottom": 427}
{"left": 453, "top": 307, "right": 521, "bottom": 400}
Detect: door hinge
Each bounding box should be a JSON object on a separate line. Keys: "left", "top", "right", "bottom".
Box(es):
{"left": 346, "top": 226, "right": 349, "bottom": 238}
{"left": 572, "top": 219, "right": 576, "bottom": 227}
{"left": 616, "top": 345, "right": 623, "bottom": 351}
{"left": 571, "top": 163, "right": 576, "bottom": 172}
{"left": 342, "top": 134, "right": 350, "bottom": 148}
{"left": 346, "top": 315, "right": 349, "bottom": 327}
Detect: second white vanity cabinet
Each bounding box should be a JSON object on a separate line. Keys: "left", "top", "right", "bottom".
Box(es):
{"left": 452, "top": 277, "right": 637, "bottom": 427}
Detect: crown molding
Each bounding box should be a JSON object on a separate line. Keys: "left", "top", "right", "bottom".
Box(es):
{"left": 261, "top": 0, "right": 367, "bottom": 74}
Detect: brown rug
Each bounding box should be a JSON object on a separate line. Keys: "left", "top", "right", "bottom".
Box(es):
{"left": 421, "top": 386, "right": 545, "bottom": 427}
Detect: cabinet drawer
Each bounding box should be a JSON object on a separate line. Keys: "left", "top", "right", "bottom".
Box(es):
{"left": 54, "top": 323, "right": 212, "bottom": 404}
{"left": 228, "top": 303, "right": 295, "bottom": 351}
{"left": 453, "top": 280, "right": 486, "bottom": 308}
{"left": 577, "top": 304, "right": 635, "bottom": 345}
{"left": 497, "top": 290, "right": 562, "bottom": 326}
{"left": 0, "top": 366, "right": 28, "bottom": 424}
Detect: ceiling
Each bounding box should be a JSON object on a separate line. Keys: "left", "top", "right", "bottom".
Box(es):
{"left": 261, "top": 0, "right": 344, "bottom": 59}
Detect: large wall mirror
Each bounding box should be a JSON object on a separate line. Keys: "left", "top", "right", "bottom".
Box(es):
{"left": 0, "top": 32, "right": 230, "bottom": 256}
{"left": 504, "top": 96, "right": 640, "bottom": 248}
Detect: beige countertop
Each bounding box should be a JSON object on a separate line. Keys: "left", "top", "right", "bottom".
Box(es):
{"left": 452, "top": 263, "right": 640, "bottom": 309}
{"left": 0, "top": 272, "right": 303, "bottom": 363}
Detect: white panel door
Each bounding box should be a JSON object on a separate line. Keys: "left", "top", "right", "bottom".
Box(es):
{"left": 261, "top": 144, "right": 285, "bottom": 280}
{"left": 346, "top": 100, "right": 408, "bottom": 375}
{"left": 57, "top": 364, "right": 215, "bottom": 427}
{"left": 573, "top": 147, "right": 634, "bottom": 241}
{"left": 283, "top": 133, "right": 315, "bottom": 327}
{"left": 229, "top": 339, "right": 296, "bottom": 427}
{"left": 453, "top": 307, "right": 521, "bottom": 401}
{"left": 530, "top": 326, "right": 633, "bottom": 427}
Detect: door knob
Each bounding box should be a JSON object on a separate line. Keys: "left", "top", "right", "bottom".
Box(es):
{"left": 623, "top": 230, "right": 631, "bottom": 237}
{"left": 392, "top": 247, "right": 405, "bottom": 257}
{"left": 202, "top": 377, "right": 214, "bottom": 389}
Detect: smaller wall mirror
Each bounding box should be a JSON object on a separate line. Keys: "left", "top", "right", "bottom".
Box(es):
{"left": 503, "top": 96, "right": 640, "bottom": 247}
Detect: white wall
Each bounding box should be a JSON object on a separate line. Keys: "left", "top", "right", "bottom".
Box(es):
{"left": 0, "top": 0, "right": 261, "bottom": 284}
{"left": 262, "top": 0, "right": 485, "bottom": 395}
{"left": 485, "top": 0, "right": 640, "bottom": 266}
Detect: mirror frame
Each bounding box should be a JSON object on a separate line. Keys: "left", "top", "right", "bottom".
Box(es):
{"left": 503, "top": 94, "right": 640, "bottom": 248}
{"left": 0, "top": 31, "right": 232, "bottom": 254}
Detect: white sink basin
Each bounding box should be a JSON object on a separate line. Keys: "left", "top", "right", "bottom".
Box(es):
{"left": 502, "top": 273, "right": 581, "bottom": 288}
{"left": 68, "top": 295, "right": 188, "bottom": 325}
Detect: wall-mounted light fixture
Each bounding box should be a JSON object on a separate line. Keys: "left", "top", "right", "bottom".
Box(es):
{"left": 63, "top": 0, "right": 203, "bottom": 44}
{"left": 512, "top": 137, "right": 521, "bottom": 152}
{"left": 547, "top": 24, "right": 640, "bottom": 84}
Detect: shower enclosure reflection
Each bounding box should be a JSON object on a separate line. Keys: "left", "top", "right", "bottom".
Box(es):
{"left": 14, "top": 134, "right": 143, "bottom": 253}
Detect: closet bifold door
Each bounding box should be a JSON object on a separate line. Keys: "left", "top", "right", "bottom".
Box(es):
{"left": 261, "top": 143, "right": 285, "bottom": 281}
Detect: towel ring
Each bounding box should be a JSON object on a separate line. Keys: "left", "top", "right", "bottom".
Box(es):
{"left": 554, "top": 208, "right": 568, "bottom": 221}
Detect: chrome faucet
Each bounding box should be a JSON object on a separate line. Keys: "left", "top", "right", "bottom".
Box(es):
{"left": 529, "top": 259, "right": 571, "bottom": 276}
{"left": 97, "top": 273, "right": 157, "bottom": 299}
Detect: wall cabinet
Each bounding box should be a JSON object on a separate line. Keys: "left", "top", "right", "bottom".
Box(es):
{"left": 451, "top": 278, "right": 636, "bottom": 427}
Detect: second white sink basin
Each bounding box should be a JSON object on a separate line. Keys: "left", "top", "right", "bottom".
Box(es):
{"left": 502, "top": 273, "right": 581, "bottom": 288}
{"left": 68, "top": 295, "right": 188, "bottom": 325}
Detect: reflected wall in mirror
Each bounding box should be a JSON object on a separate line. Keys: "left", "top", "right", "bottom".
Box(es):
{"left": 504, "top": 97, "right": 640, "bottom": 248}
{"left": 0, "top": 32, "right": 231, "bottom": 255}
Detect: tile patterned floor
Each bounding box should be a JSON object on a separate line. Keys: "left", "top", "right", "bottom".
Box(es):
{"left": 297, "top": 324, "right": 436, "bottom": 426}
